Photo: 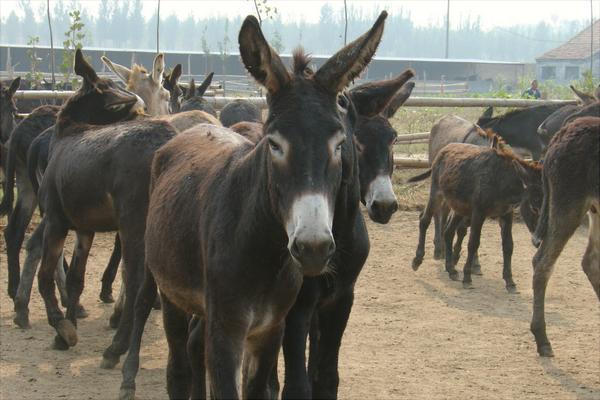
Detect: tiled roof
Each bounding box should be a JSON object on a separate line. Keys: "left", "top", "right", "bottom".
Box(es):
{"left": 537, "top": 20, "right": 600, "bottom": 61}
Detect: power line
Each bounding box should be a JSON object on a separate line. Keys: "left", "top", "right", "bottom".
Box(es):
{"left": 492, "top": 26, "right": 570, "bottom": 43}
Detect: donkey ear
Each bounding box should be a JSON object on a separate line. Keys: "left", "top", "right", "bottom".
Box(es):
{"left": 383, "top": 79, "right": 415, "bottom": 118}
{"left": 315, "top": 11, "right": 387, "bottom": 95}
{"left": 187, "top": 79, "right": 196, "bottom": 99}
{"left": 512, "top": 160, "right": 534, "bottom": 188}
{"left": 74, "top": 49, "right": 99, "bottom": 84}
{"left": 8, "top": 76, "right": 21, "bottom": 96}
{"left": 170, "top": 64, "right": 182, "bottom": 85}
{"left": 348, "top": 69, "right": 414, "bottom": 118}
{"left": 196, "top": 72, "right": 214, "bottom": 97}
{"left": 570, "top": 85, "right": 595, "bottom": 105}
{"left": 481, "top": 106, "right": 493, "bottom": 119}
{"left": 239, "top": 15, "right": 291, "bottom": 95}
{"left": 152, "top": 53, "right": 165, "bottom": 84}
{"left": 101, "top": 55, "right": 131, "bottom": 84}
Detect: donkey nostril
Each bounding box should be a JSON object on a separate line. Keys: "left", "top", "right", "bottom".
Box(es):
{"left": 371, "top": 201, "right": 381, "bottom": 214}
{"left": 291, "top": 239, "right": 302, "bottom": 259}
{"left": 390, "top": 201, "right": 399, "bottom": 214}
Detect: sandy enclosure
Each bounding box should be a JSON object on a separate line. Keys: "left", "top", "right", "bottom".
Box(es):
{"left": 1, "top": 210, "right": 598, "bottom": 399}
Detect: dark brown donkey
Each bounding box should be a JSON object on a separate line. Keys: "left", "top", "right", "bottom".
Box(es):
{"left": 119, "top": 12, "right": 388, "bottom": 400}
{"left": 180, "top": 72, "right": 217, "bottom": 116}
{"left": 33, "top": 50, "right": 178, "bottom": 357}
{"left": 0, "top": 77, "right": 20, "bottom": 145}
{"left": 410, "top": 134, "right": 542, "bottom": 292}
{"left": 529, "top": 117, "right": 599, "bottom": 357}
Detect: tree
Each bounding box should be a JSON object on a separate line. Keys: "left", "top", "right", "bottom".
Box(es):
{"left": 60, "top": 9, "right": 86, "bottom": 88}
{"left": 201, "top": 25, "right": 211, "bottom": 74}
{"left": 271, "top": 29, "right": 284, "bottom": 53}
{"left": 217, "top": 19, "right": 230, "bottom": 75}
{"left": 26, "top": 35, "right": 44, "bottom": 88}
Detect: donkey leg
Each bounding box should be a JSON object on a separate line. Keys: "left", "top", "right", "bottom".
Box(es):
{"left": 188, "top": 315, "right": 207, "bottom": 400}
{"left": 4, "top": 175, "right": 36, "bottom": 299}
{"left": 433, "top": 206, "right": 448, "bottom": 260}
{"left": 110, "top": 267, "right": 126, "bottom": 329}
{"left": 499, "top": 212, "right": 517, "bottom": 293}
{"left": 311, "top": 290, "right": 354, "bottom": 400}
{"left": 119, "top": 266, "right": 158, "bottom": 400}
{"left": 64, "top": 231, "right": 94, "bottom": 327}
{"left": 162, "top": 294, "right": 192, "bottom": 399}
{"left": 444, "top": 213, "right": 463, "bottom": 281}
{"left": 531, "top": 201, "right": 585, "bottom": 357}
{"left": 100, "top": 233, "right": 121, "bottom": 304}
{"left": 452, "top": 218, "right": 467, "bottom": 267}
{"left": 462, "top": 212, "right": 485, "bottom": 289}
{"left": 413, "top": 194, "right": 439, "bottom": 270}
{"left": 38, "top": 218, "right": 76, "bottom": 349}
{"left": 281, "top": 283, "right": 319, "bottom": 399}
{"left": 244, "top": 324, "right": 285, "bottom": 400}
{"left": 13, "top": 219, "right": 44, "bottom": 329}
{"left": 206, "top": 315, "right": 246, "bottom": 399}
{"left": 55, "top": 250, "right": 68, "bottom": 307}
{"left": 581, "top": 211, "right": 600, "bottom": 300}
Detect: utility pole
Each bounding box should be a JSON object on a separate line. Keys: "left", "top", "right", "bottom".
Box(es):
{"left": 591, "top": 0, "right": 594, "bottom": 76}
{"left": 445, "top": 0, "right": 450, "bottom": 59}
{"left": 344, "top": 0, "right": 348, "bottom": 45}
{"left": 47, "top": 0, "right": 56, "bottom": 101}
{"left": 156, "top": 0, "right": 161, "bottom": 53}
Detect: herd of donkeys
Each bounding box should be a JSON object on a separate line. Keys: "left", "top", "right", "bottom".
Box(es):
{"left": 0, "top": 11, "right": 598, "bottom": 400}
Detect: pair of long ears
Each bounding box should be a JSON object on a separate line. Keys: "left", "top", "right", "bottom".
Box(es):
{"left": 3, "top": 76, "right": 21, "bottom": 96}
{"left": 570, "top": 85, "right": 598, "bottom": 105}
{"left": 347, "top": 69, "right": 415, "bottom": 119}
{"left": 239, "top": 11, "right": 388, "bottom": 97}
{"left": 186, "top": 72, "right": 214, "bottom": 99}
{"left": 164, "top": 64, "right": 182, "bottom": 90}
{"left": 100, "top": 53, "right": 165, "bottom": 86}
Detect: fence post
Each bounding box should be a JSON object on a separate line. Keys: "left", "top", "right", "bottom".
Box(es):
{"left": 441, "top": 75, "right": 445, "bottom": 95}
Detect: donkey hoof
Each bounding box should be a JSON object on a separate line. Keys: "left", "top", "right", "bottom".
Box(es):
{"left": 119, "top": 387, "right": 136, "bottom": 400}
{"left": 538, "top": 344, "right": 554, "bottom": 357}
{"left": 448, "top": 270, "right": 460, "bottom": 281}
{"left": 100, "top": 356, "right": 120, "bottom": 370}
{"left": 13, "top": 311, "right": 31, "bottom": 329}
{"left": 76, "top": 304, "right": 89, "bottom": 319}
{"left": 56, "top": 319, "right": 78, "bottom": 347}
{"left": 99, "top": 291, "right": 115, "bottom": 304}
{"left": 412, "top": 257, "right": 423, "bottom": 271}
{"left": 462, "top": 281, "right": 474, "bottom": 289}
{"left": 52, "top": 335, "right": 70, "bottom": 351}
{"left": 471, "top": 264, "right": 483, "bottom": 275}
{"left": 433, "top": 250, "right": 443, "bottom": 260}
{"left": 506, "top": 284, "right": 519, "bottom": 294}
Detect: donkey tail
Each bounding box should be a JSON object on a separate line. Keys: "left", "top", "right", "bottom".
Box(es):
{"left": 26, "top": 136, "right": 42, "bottom": 196}
{"left": 0, "top": 138, "right": 18, "bottom": 216}
{"left": 532, "top": 171, "right": 550, "bottom": 248}
{"left": 406, "top": 169, "right": 432, "bottom": 183}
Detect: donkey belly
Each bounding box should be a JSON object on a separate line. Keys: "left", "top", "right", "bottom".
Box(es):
{"left": 62, "top": 192, "right": 118, "bottom": 232}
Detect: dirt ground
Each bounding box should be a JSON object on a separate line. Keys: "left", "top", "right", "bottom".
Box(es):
{"left": 0, "top": 210, "right": 598, "bottom": 400}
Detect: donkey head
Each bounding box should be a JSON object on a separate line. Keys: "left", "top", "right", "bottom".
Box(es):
{"left": 163, "top": 64, "right": 183, "bottom": 113}
{"left": 348, "top": 71, "right": 415, "bottom": 223}
{"left": 0, "top": 77, "right": 20, "bottom": 143}
{"left": 59, "top": 49, "right": 144, "bottom": 128}
{"left": 239, "top": 11, "right": 387, "bottom": 276}
{"left": 513, "top": 160, "right": 543, "bottom": 233}
{"left": 180, "top": 72, "right": 216, "bottom": 115}
{"left": 101, "top": 53, "right": 169, "bottom": 115}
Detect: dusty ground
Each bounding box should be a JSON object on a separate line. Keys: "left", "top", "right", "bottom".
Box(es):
{"left": 1, "top": 210, "right": 598, "bottom": 400}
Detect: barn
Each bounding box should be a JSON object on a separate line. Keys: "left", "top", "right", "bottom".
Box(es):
{"left": 536, "top": 19, "right": 600, "bottom": 82}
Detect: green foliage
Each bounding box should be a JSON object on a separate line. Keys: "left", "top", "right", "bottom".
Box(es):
{"left": 251, "top": 0, "right": 278, "bottom": 23}
{"left": 60, "top": 10, "right": 87, "bottom": 89}
{"left": 575, "top": 69, "right": 600, "bottom": 93}
{"left": 25, "top": 35, "right": 44, "bottom": 89}
{"left": 271, "top": 30, "right": 284, "bottom": 53}
{"left": 217, "top": 20, "right": 230, "bottom": 75}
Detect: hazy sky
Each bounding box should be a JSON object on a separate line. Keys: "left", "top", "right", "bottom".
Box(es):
{"left": 1, "top": 0, "right": 598, "bottom": 30}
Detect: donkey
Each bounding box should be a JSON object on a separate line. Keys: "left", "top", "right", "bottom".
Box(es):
{"left": 31, "top": 50, "right": 179, "bottom": 358}
{"left": 278, "top": 72, "right": 414, "bottom": 399}
{"left": 410, "top": 134, "right": 542, "bottom": 292}
{"left": 162, "top": 64, "right": 183, "bottom": 113}
{"left": 101, "top": 54, "right": 170, "bottom": 116}
{"left": 474, "top": 103, "right": 563, "bottom": 160}
{"left": 118, "top": 12, "right": 388, "bottom": 400}
{"left": 1, "top": 105, "right": 60, "bottom": 299}
{"left": 537, "top": 85, "right": 597, "bottom": 140}
{"left": 529, "top": 117, "right": 599, "bottom": 357}
{"left": 0, "top": 77, "right": 20, "bottom": 145}
{"left": 180, "top": 72, "right": 217, "bottom": 116}
{"left": 219, "top": 98, "right": 262, "bottom": 127}
{"left": 230, "top": 120, "right": 264, "bottom": 143}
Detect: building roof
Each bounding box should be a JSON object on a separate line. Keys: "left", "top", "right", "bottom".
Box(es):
{"left": 537, "top": 19, "right": 600, "bottom": 61}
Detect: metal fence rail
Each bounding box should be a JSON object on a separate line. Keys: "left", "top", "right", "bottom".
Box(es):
{"left": 14, "top": 91, "right": 577, "bottom": 109}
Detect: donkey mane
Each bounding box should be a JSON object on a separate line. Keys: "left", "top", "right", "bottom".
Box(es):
{"left": 292, "top": 48, "right": 313, "bottom": 76}
{"left": 480, "top": 128, "right": 542, "bottom": 170}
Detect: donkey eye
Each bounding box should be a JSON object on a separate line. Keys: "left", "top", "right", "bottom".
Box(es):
{"left": 268, "top": 138, "right": 282, "bottom": 153}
